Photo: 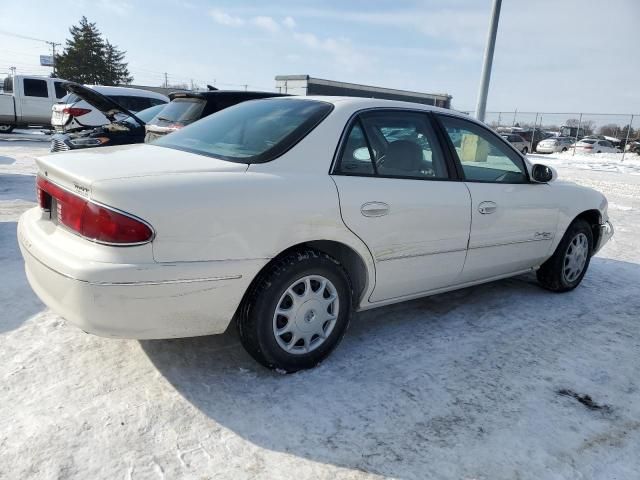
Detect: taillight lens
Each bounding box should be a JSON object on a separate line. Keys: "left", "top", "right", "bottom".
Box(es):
{"left": 36, "top": 176, "right": 153, "bottom": 245}
{"left": 62, "top": 107, "right": 92, "bottom": 117}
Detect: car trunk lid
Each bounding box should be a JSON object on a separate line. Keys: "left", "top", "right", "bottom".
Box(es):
{"left": 36, "top": 144, "right": 248, "bottom": 195}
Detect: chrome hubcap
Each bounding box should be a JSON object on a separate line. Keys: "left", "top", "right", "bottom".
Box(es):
{"left": 272, "top": 275, "right": 339, "bottom": 354}
{"left": 563, "top": 233, "right": 589, "bottom": 283}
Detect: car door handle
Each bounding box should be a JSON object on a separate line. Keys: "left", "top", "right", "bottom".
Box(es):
{"left": 361, "top": 202, "right": 390, "bottom": 217}
{"left": 478, "top": 201, "right": 497, "bottom": 214}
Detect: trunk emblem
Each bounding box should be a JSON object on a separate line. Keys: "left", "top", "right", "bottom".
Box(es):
{"left": 73, "top": 183, "right": 90, "bottom": 197}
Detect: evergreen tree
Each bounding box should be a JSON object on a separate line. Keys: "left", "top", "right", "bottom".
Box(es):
{"left": 56, "top": 17, "right": 132, "bottom": 85}
{"left": 104, "top": 41, "right": 132, "bottom": 85}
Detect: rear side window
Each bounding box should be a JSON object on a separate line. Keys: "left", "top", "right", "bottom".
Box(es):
{"left": 335, "top": 110, "right": 448, "bottom": 180}
{"left": 54, "top": 82, "right": 67, "bottom": 99}
{"left": 23, "top": 79, "right": 49, "bottom": 97}
{"left": 338, "top": 123, "right": 375, "bottom": 175}
{"left": 154, "top": 98, "right": 333, "bottom": 163}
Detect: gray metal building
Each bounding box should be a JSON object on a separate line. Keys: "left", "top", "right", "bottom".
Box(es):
{"left": 275, "top": 75, "right": 452, "bottom": 109}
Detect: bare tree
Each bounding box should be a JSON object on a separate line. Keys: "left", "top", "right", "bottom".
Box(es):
{"left": 598, "top": 124, "right": 620, "bottom": 137}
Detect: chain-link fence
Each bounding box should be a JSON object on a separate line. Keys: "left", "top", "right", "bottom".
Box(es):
{"left": 462, "top": 111, "right": 639, "bottom": 161}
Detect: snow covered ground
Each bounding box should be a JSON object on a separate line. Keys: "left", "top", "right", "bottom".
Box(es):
{"left": 1, "top": 142, "right": 639, "bottom": 480}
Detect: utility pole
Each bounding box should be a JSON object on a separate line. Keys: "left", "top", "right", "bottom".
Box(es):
{"left": 475, "top": 0, "right": 502, "bottom": 122}
{"left": 163, "top": 72, "right": 168, "bottom": 88}
{"left": 46, "top": 40, "right": 61, "bottom": 76}
{"left": 9, "top": 66, "right": 16, "bottom": 77}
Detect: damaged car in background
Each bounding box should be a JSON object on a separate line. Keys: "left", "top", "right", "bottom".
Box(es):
{"left": 50, "top": 83, "right": 167, "bottom": 152}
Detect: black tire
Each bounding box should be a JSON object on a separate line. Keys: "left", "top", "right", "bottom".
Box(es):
{"left": 237, "top": 248, "right": 353, "bottom": 372}
{"left": 597, "top": 150, "right": 602, "bottom": 153}
{"left": 562, "top": 147, "right": 568, "bottom": 152}
{"left": 0, "top": 124, "right": 15, "bottom": 133}
{"left": 537, "top": 219, "right": 593, "bottom": 292}
{"left": 522, "top": 146, "right": 528, "bottom": 154}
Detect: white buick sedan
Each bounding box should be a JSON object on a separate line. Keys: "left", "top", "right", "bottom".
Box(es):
{"left": 18, "top": 97, "right": 613, "bottom": 372}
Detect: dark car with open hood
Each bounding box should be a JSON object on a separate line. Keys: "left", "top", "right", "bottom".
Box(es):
{"left": 50, "top": 82, "right": 166, "bottom": 152}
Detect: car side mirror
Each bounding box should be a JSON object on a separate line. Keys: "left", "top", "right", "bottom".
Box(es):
{"left": 531, "top": 164, "right": 555, "bottom": 183}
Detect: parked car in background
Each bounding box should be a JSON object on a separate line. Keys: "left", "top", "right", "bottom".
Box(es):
{"left": 0, "top": 75, "right": 68, "bottom": 132}
{"left": 50, "top": 87, "right": 166, "bottom": 151}
{"left": 19, "top": 97, "right": 613, "bottom": 372}
{"left": 501, "top": 133, "right": 529, "bottom": 153}
{"left": 574, "top": 139, "right": 621, "bottom": 153}
{"left": 144, "top": 90, "right": 287, "bottom": 142}
{"left": 536, "top": 137, "right": 575, "bottom": 153}
{"left": 51, "top": 85, "right": 168, "bottom": 132}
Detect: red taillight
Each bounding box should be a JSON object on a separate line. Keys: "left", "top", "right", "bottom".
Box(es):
{"left": 62, "top": 107, "right": 92, "bottom": 117}
{"left": 582, "top": 146, "right": 593, "bottom": 150}
{"left": 36, "top": 176, "right": 153, "bottom": 245}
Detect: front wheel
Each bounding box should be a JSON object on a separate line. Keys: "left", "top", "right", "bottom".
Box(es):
{"left": 0, "top": 124, "right": 14, "bottom": 133}
{"left": 537, "top": 219, "right": 593, "bottom": 292}
{"left": 561, "top": 147, "right": 568, "bottom": 152}
{"left": 237, "top": 249, "right": 353, "bottom": 372}
{"left": 522, "top": 146, "right": 528, "bottom": 154}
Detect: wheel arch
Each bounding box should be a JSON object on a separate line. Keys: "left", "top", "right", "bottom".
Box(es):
{"left": 239, "top": 239, "right": 374, "bottom": 314}
{"left": 574, "top": 209, "right": 602, "bottom": 252}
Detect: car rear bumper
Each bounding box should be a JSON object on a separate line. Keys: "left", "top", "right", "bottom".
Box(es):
{"left": 594, "top": 221, "right": 614, "bottom": 254}
{"left": 18, "top": 207, "right": 266, "bottom": 339}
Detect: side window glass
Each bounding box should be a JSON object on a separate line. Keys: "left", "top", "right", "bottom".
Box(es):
{"left": 23, "top": 79, "right": 49, "bottom": 98}
{"left": 439, "top": 116, "right": 527, "bottom": 183}
{"left": 54, "top": 82, "right": 67, "bottom": 99}
{"left": 360, "top": 111, "right": 448, "bottom": 179}
{"left": 336, "top": 122, "right": 374, "bottom": 175}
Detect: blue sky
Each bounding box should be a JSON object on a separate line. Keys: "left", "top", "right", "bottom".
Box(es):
{"left": 1, "top": 0, "right": 638, "bottom": 113}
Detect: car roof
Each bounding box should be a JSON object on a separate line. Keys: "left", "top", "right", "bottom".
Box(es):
{"left": 81, "top": 85, "right": 169, "bottom": 101}
{"left": 272, "top": 95, "right": 467, "bottom": 118}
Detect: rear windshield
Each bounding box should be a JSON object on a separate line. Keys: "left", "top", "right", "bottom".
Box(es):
{"left": 151, "top": 98, "right": 206, "bottom": 126}
{"left": 581, "top": 140, "right": 596, "bottom": 144}
{"left": 154, "top": 98, "right": 333, "bottom": 163}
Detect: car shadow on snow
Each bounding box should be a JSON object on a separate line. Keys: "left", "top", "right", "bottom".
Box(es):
{"left": 0, "top": 221, "right": 44, "bottom": 333}
{"left": 140, "top": 257, "right": 640, "bottom": 478}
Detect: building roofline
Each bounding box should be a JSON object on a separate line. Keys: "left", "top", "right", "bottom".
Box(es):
{"left": 275, "top": 74, "right": 451, "bottom": 100}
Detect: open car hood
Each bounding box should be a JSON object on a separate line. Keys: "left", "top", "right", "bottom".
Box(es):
{"left": 61, "top": 82, "right": 145, "bottom": 126}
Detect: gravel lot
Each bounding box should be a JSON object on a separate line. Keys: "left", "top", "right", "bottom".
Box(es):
{"left": 1, "top": 136, "right": 639, "bottom": 479}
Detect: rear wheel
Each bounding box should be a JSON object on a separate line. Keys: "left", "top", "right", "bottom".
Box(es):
{"left": 537, "top": 219, "right": 593, "bottom": 292}
{"left": 561, "top": 147, "right": 568, "bottom": 152}
{"left": 0, "top": 124, "right": 14, "bottom": 133}
{"left": 237, "top": 249, "right": 353, "bottom": 372}
{"left": 522, "top": 146, "right": 528, "bottom": 154}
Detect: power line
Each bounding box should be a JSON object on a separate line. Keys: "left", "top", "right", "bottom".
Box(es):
{"left": 0, "top": 29, "right": 58, "bottom": 45}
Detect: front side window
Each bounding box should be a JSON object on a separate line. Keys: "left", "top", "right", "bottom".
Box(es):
{"left": 23, "top": 79, "right": 49, "bottom": 98}
{"left": 438, "top": 115, "right": 528, "bottom": 183}
{"left": 336, "top": 110, "right": 448, "bottom": 179}
{"left": 155, "top": 98, "right": 333, "bottom": 163}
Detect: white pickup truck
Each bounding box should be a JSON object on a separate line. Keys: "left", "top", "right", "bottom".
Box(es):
{"left": 0, "top": 75, "right": 68, "bottom": 132}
